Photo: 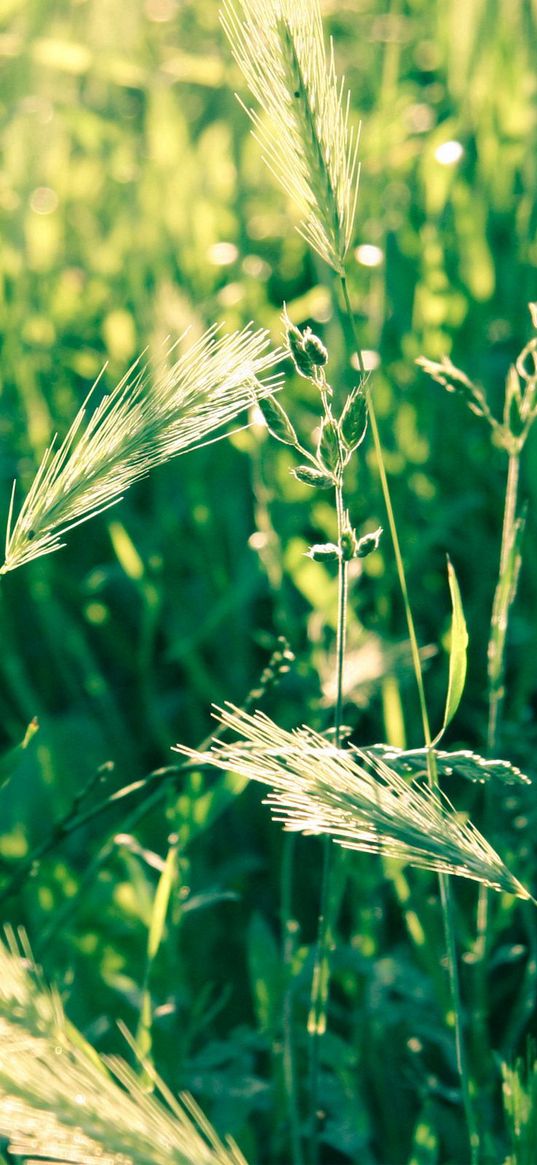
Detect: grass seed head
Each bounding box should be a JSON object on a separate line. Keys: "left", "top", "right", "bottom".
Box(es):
{"left": 222, "top": 0, "right": 360, "bottom": 272}
{"left": 1, "top": 326, "right": 283, "bottom": 575}
{"left": 174, "top": 706, "right": 531, "bottom": 899}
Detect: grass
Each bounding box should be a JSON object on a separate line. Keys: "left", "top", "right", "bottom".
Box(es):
{"left": 0, "top": 1, "right": 536, "bottom": 1163}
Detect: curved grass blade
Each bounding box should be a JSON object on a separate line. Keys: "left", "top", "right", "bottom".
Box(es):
{"left": 432, "top": 557, "right": 469, "bottom": 746}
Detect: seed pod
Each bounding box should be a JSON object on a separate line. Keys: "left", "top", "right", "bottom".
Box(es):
{"left": 317, "top": 416, "right": 341, "bottom": 472}
{"left": 504, "top": 366, "right": 526, "bottom": 438}
{"left": 285, "top": 320, "right": 316, "bottom": 378}
{"left": 356, "top": 526, "right": 383, "bottom": 558}
{"left": 340, "top": 528, "right": 358, "bottom": 561}
{"left": 292, "top": 465, "right": 334, "bottom": 489}
{"left": 340, "top": 386, "right": 368, "bottom": 451}
{"left": 259, "top": 396, "right": 298, "bottom": 446}
{"left": 302, "top": 328, "right": 328, "bottom": 367}
{"left": 307, "top": 542, "right": 341, "bottom": 562}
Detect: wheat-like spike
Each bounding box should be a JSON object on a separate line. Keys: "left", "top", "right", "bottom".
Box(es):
{"left": 1, "top": 326, "right": 283, "bottom": 575}
{"left": 0, "top": 932, "right": 248, "bottom": 1165}
{"left": 221, "top": 0, "right": 360, "bottom": 272}
{"left": 174, "top": 706, "right": 531, "bottom": 899}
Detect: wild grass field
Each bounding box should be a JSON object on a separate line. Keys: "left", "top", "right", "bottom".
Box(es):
{"left": 0, "top": 0, "right": 536, "bottom": 1162}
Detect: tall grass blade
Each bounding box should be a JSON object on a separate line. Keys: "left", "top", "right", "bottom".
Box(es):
{"left": 432, "top": 557, "right": 469, "bottom": 745}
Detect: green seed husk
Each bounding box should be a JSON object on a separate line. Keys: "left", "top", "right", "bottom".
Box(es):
{"left": 292, "top": 465, "right": 335, "bottom": 488}
{"left": 259, "top": 395, "right": 299, "bottom": 446}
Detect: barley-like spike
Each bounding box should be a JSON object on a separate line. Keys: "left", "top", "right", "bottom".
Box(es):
{"left": 1, "top": 326, "right": 283, "bottom": 574}
{"left": 174, "top": 706, "right": 531, "bottom": 899}
{"left": 221, "top": 0, "right": 360, "bottom": 272}
{"left": 0, "top": 932, "right": 248, "bottom": 1165}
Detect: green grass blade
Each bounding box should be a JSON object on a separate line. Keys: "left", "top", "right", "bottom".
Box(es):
{"left": 433, "top": 558, "right": 468, "bottom": 746}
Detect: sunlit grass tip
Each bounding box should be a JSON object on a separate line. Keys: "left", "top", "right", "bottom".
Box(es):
{"left": 1, "top": 325, "right": 283, "bottom": 575}
{"left": 175, "top": 705, "right": 531, "bottom": 899}
{"left": 0, "top": 928, "right": 249, "bottom": 1165}
{"left": 221, "top": 0, "right": 360, "bottom": 272}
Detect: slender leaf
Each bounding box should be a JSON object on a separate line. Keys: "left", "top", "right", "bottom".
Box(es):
{"left": 433, "top": 558, "right": 468, "bottom": 745}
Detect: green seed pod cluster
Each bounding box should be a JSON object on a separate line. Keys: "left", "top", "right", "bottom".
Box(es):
{"left": 287, "top": 322, "right": 316, "bottom": 377}
{"left": 302, "top": 328, "right": 328, "bottom": 368}
{"left": 259, "top": 395, "right": 298, "bottom": 446}
{"left": 284, "top": 313, "right": 327, "bottom": 379}
{"left": 292, "top": 465, "right": 335, "bottom": 489}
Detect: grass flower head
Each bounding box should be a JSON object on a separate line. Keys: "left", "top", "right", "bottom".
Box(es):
{"left": 0, "top": 930, "right": 248, "bottom": 1165}
{"left": 222, "top": 0, "right": 360, "bottom": 272}
{"left": 175, "top": 706, "right": 530, "bottom": 899}
{"left": 1, "top": 325, "right": 282, "bottom": 574}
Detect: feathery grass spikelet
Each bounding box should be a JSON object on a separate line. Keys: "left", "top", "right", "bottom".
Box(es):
{"left": 221, "top": 0, "right": 360, "bottom": 272}
{"left": 0, "top": 930, "right": 248, "bottom": 1165}
{"left": 1, "top": 325, "right": 282, "bottom": 574}
{"left": 174, "top": 706, "right": 530, "bottom": 898}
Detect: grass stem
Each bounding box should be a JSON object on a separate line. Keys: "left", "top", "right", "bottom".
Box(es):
{"left": 487, "top": 451, "right": 520, "bottom": 754}
{"left": 281, "top": 833, "right": 304, "bottom": 1165}
{"left": 473, "top": 449, "right": 522, "bottom": 1144}
{"left": 339, "top": 272, "right": 480, "bottom": 1165}
{"left": 307, "top": 481, "right": 348, "bottom": 1165}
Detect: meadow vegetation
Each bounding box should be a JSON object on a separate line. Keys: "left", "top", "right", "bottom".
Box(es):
{"left": 0, "top": 1, "right": 536, "bottom": 1162}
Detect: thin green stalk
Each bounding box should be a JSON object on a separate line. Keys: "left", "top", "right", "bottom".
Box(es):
{"left": 339, "top": 275, "right": 431, "bottom": 748}
{"left": 487, "top": 451, "right": 520, "bottom": 753}
{"left": 473, "top": 449, "right": 521, "bottom": 1147}
{"left": 307, "top": 481, "right": 348, "bottom": 1165}
{"left": 281, "top": 833, "right": 304, "bottom": 1165}
{"left": 334, "top": 485, "right": 349, "bottom": 748}
{"left": 339, "top": 273, "right": 479, "bottom": 1165}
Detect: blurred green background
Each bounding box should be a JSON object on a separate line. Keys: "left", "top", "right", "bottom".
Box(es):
{"left": 0, "top": 0, "right": 536, "bottom": 1161}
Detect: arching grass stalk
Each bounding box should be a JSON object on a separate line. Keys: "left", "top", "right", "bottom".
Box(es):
{"left": 339, "top": 274, "right": 480, "bottom": 1165}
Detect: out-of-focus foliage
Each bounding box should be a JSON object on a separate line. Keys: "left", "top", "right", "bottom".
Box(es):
{"left": 0, "top": 1, "right": 536, "bottom": 1162}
